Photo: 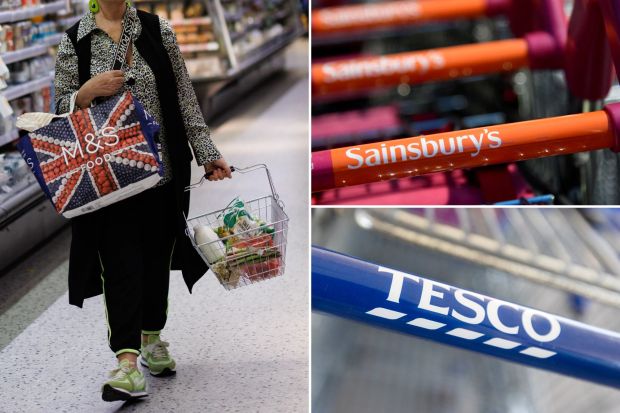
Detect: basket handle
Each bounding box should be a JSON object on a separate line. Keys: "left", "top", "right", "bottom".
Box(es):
{"left": 184, "top": 163, "right": 284, "bottom": 207}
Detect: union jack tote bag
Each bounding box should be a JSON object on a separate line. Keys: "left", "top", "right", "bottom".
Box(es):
{"left": 17, "top": 91, "right": 163, "bottom": 218}
{"left": 16, "top": 9, "right": 163, "bottom": 218}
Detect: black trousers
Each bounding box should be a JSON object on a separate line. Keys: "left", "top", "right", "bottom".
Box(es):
{"left": 96, "top": 182, "right": 177, "bottom": 355}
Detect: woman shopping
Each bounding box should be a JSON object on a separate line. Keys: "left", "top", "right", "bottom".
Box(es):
{"left": 54, "top": 0, "right": 232, "bottom": 402}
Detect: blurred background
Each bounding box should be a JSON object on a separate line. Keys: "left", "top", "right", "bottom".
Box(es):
{"left": 312, "top": 208, "right": 620, "bottom": 413}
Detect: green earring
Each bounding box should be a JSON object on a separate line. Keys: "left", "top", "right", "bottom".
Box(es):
{"left": 126, "top": 0, "right": 131, "bottom": 6}
{"left": 88, "top": 0, "right": 99, "bottom": 13}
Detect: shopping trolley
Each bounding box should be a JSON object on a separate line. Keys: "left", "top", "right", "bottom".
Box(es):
{"left": 312, "top": 0, "right": 564, "bottom": 98}
{"left": 310, "top": 0, "right": 620, "bottom": 204}
{"left": 184, "top": 164, "right": 289, "bottom": 290}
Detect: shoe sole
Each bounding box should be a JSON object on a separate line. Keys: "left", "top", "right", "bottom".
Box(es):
{"left": 140, "top": 357, "right": 176, "bottom": 377}
{"left": 101, "top": 384, "right": 148, "bottom": 402}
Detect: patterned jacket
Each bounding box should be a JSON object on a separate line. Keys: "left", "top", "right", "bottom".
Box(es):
{"left": 61, "top": 9, "right": 213, "bottom": 307}
{"left": 54, "top": 6, "right": 221, "bottom": 186}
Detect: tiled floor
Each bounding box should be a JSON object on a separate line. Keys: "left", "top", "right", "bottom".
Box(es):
{"left": 0, "top": 39, "right": 309, "bottom": 413}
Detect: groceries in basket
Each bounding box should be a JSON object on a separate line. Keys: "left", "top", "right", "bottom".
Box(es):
{"left": 185, "top": 164, "right": 289, "bottom": 291}
{"left": 193, "top": 197, "right": 282, "bottom": 288}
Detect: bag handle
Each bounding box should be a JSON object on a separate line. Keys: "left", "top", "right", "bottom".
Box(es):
{"left": 111, "top": 7, "right": 137, "bottom": 71}
{"left": 15, "top": 90, "right": 79, "bottom": 131}
{"left": 68, "top": 90, "right": 79, "bottom": 113}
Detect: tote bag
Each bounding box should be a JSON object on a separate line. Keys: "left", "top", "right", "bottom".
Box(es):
{"left": 16, "top": 8, "right": 164, "bottom": 218}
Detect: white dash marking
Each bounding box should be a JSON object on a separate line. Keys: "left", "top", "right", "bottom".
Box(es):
{"left": 520, "top": 347, "right": 556, "bottom": 358}
{"left": 407, "top": 318, "right": 445, "bottom": 330}
{"left": 445, "top": 328, "right": 484, "bottom": 340}
{"left": 365, "top": 307, "right": 406, "bottom": 320}
{"left": 483, "top": 337, "right": 520, "bottom": 349}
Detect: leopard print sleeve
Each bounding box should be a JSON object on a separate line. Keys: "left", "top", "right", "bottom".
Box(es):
{"left": 54, "top": 33, "right": 80, "bottom": 115}
{"left": 159, "top": 17, "right": 222, "bottom": 166}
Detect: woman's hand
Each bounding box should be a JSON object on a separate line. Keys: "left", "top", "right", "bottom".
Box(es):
{"left": 204, "top": 158, "right": 232, "bottom": 181}
{"left": 76, "top": 70, "right": 125, "bottom": 108}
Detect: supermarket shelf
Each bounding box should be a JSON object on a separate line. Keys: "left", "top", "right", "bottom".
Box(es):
{"left": 179, "top": 42, "right": 220, "bottom": 53}
{"left": 1, "top": 33, "right": 63, "bottom": 65}
{"left": 2, "top": 44, "right": 48, "bottom": 65}
{"left": 171, "top": 17, "right": 212, "bottom": 26}
{"left": 0, "top": 1, "right": 66, "bottom": 24}
{"left": 0, "top": 128, "right": 18, "bottom": 147}
{"left": 191, "top": 27, "right": 301, "bottom": 82}
{"left": 2, "top": 73, "right": 54, "bottom": 101}
{"left": 232, "top": 27, "right": 301, "bottom": 76}
{"left": 44, "top": 32, "right": 64, "bottom": 46}
{"left": 58, "top": 13, "right": 83, "bottom": 29}
{"left": 0, "top": 180, "right": 43, "bottom": 223}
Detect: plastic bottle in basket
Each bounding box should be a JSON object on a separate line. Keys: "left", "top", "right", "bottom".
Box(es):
{"left": 193, "top": 225, "right": 225, "bottom": 263}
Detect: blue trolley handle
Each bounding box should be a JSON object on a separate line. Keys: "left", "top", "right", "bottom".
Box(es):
{"left": 312, "top": 246, "right": 620, "bottom": 388}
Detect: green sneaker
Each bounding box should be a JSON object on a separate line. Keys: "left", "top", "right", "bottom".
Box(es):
{"left": 140, "top": 335, "right": 176, "bottom": 377}
{"left": 102, "top": 359, "right": 148, "bottom": 402}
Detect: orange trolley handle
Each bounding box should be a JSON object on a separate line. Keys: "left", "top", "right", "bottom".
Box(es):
{"left": 311, "top": 103, "right": 620, "bottom": 192}
{"left": 312, "top": 0, "right": 556, "bottom": 39}
{"left": 312, "top": 33, "right": 560, "bottom": 98}
{"left": 312, "top": 0, "right": 565, "bottom": 98}
{"left": 312, "top": 0, "right": 503, "bottom": 35}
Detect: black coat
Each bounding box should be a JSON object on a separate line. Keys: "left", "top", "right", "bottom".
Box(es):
{"left": 64, "top": 10, "right": 208, "bottom": 307}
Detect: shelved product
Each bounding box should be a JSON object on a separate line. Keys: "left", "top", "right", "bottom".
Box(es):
{"left": 0, "top": 150, "right": 34, "bottom": 206}
{"left": 135, "top": 0, "right": 302, "bottom": 80}
{"left": 1, "top": 33, "right": 63, "bottom": 64}
{"left": 221, "top": 0, "right": 295, "bottom": 59}
{"left": 0, "top": 1, "right": 66, "bottom": 24}
{"left": 0, "top": 0, "right": 302, "bottom": 272}
{"left": 0, "top": 0, "right": 85, "bottom": 241}
{"left": 134, "top": 0, "right": 226, "bottom": 78}
{"left": 0, "top": 0, "right": 85, "bottom": 143}
{"left": 0, "top": 54, "right": 55, "bottom": 143}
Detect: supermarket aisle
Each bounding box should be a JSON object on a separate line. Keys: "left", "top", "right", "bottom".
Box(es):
{"left": 0, "top": 39, "right": 308, "bottom": 413}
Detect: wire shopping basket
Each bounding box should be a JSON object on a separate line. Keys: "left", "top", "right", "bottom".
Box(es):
{"left": 184, "top": 164, "right": 289, "bottom": 290}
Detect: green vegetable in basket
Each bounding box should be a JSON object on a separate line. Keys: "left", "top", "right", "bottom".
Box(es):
{"left": 256, "top": 219, "right": 275, "bottom": 235}
{"left": 215, "top": 226, "right": 231, "bottom": 239}
{"left": 227, "top": 249, "right": 281, "bottom": 266}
